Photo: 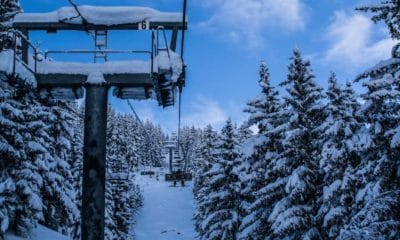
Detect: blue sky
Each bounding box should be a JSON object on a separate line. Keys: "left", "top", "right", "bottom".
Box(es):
{"left": 21, "top": 0, "right": 395, "bottom": 133}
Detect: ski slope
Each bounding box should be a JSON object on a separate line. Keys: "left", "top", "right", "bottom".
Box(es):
{"left": 133, "top": 171, "right": 198, "bottom": 240}
{"left": 5, "top": 224, "right": 70, "bottom": 240}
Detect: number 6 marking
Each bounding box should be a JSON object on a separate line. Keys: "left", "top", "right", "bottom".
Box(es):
{"left": 139, "top": 20, "right": 150, "bottom": 30}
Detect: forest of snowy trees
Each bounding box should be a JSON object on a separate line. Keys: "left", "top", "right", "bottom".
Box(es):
{"left": 0, "top": 1, "right": 170, "bottom": 239}
{"left": 0, "top": 70, "right": 166, "bottom": 239}
{"left": 192, "top": 2, "right": 400, "bottom": 239}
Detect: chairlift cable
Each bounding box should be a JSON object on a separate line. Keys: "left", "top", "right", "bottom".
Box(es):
{"left": 177, "top": 0, "right": 187, "bottom": 152}
{"left": 177, "top": 87, "right": 183, "bottom": 153}
{"left": 180, "top": 0, "right": 187, "bottom": 58}
{"left": 126, "top": 99, "right": 151, "bottom": 143}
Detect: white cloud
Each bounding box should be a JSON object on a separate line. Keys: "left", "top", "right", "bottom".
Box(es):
{"left": 324, "top": 11, "right": 395, "bottom": 68}
{"left": 120, "top": 95, "right": 227, "bottom": 133}
{"left": 183, "top": 95, "right": 227, "bottom": 129}
{"left": 117, "top": 95, "right": 247, "bottom": 133}
{"left": 197, "top": 0, "right": 307, "bottom": 48}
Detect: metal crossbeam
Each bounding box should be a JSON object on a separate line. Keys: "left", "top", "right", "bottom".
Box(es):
{"left": 13, "top": 21, "right": 186, "bottom": 31}
{"left": 36, "top": 73, "right": 153, "bottom": 88}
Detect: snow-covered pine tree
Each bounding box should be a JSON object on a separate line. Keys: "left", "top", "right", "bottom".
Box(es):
{"left": 335, "top": 4, "right": 400, "bottom": 238}
{"left": 190, "top": 128, "right": 204, "bottom": 175}
{"left": 236, "top": 122, "right": 252, "bottom": 144}
{"left": 0, "top": 0, "right": 21, "bottom": 50}
{"left": 106, "top": 109, "right": 143, "bottom": 240}
{"left": 268, "top": 49, "right": 325, "bottom": 239}
{"left": 104, "top": 106, "right": 117, "bottom": 240}
{"left": 118, "top": 114, "right": 143, "bottom": 227}
{"left": 1, "top": 7, "right": 47, "bottom": 235}
{"left": 0, "top": 78, "right": 43, "bottom": 238}
{"left": 197, "top": 119, "right": 242, "bottom": 240}
{"left": 38, "top": 99, "right": 79, "bottom": 235}
{"left": 193, "top": 125, "right": 217, "bottom": 195}
{"left": 317, "top": 73, "right": 361, "bottom": 239}
{"left": 153, "top": 124, "right": 165, "bottom": 167}
{"left": 68, "top": 103, "right": 84, "bottom": 240}
{"left": 238, "top": 61, "right": 284, "bottom": 240}
{"left": 193, "top": 125, "right": 218, "bottom": 236}
{"left": 337, "top": 30, "right": 400, "bottom": 240}
{"left": 338, "top": 69, "right": 400, "bottom": 239}
{"left": 0, "top": 0, "right": 20, "bottom": 24}
{"left": 124, "top": 115, "right": 143, "bottom": 171}
{"left": 141, "top": 120, "right": 164, "bottom": 167}
{"left": 106, "top": 110, "right": 132, "bottom": 240}
{"left": 179, "top": 126, "right": 199, "bottom": 172}
{"left": 357, "top": 0, "right": 400, "bottom": 40}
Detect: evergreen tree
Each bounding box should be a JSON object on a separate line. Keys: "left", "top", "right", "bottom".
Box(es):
{"left": 38, "top": 100, "right": 79, "bottom": 235}
{"left": 338, "top": 43, "right": 400, "bottom": 240}
{"left": 0, "top": 0, "right": 20, "bottom": 24}
{"left": 124, "top": 115, "right": 144, "bottom": 171}
{"left": 238, "top": 61, "right": 283, "bottom": 240}
{"left": 106, "top": 110, "right": 130, "bottom": 240}
{"left": 268, "top": 49, "right": 324, "bottom": 239}
{"left": 197, "top": 119, "right": 242, "bottom": 240}
{"left": 0, "top": 0, "right": 21, "bottom": 50}
{"left": 357, "top": 0, "right": 400, "bottom": 40}
{"left": 317, "top": 74, "right": 361, "bottom": 239}
{"left": 190, "top": 128, "right": 204, "bottom": 174}
{"left": 141, "top": 121, "right": 164, "bottom": 167}
{"left": 0, "top": 78, "right": 80, "bottom": 238}
{"left": 0, "top": 79, "right": 43, "bottom": 238}
{"left": 180, "top": 126, "right": 200, "bottom": 172}
{"left": 236, "top": 122, "right": 252, "bottom": 144}
{"left": 68, "top": 104, "right": 84, "bottom": 240}
{"left": 106, "top": 109, "right": 143, "bottom": 240}
{"left": 193, "top": 125, "right": 218, "bottom": 235}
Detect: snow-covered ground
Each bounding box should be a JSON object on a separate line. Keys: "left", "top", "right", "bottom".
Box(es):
{"left": 133, "top": 171, "right": 198, "bottom": 240}
{"left": 5, "top": 224, "right": 70, "bottom": 240}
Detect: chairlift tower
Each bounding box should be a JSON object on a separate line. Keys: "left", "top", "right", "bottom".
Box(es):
{"left": 8, "top": 4, "right": 187, "bottom": 240}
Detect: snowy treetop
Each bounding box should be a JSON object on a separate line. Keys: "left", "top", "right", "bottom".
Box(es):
{"left": 13, "top": 6, "right": 184, "bottom": 26}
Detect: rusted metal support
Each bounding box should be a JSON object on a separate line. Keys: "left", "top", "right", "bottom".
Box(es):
{"left": 81, "top": 85, "right": 108, "bottom": 240}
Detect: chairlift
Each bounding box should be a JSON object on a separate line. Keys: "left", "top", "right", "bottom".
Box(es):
{"left": 164, "top": 133, "right": 192, "bottom": 184}
{"left": 4, "top": 2, "right": 187, "bottom": 107}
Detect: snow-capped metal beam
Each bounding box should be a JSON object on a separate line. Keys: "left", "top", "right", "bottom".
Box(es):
{"left": 36, "top": 73, "right": 152, "bottom": 88}
{"left": 13, "top": 21, "right": 186, "bottom": 31}
{"left": 12, "top": 6, "right": 187, "bottom": 31}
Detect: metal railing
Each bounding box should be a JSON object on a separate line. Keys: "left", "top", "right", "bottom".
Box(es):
{"left": 44, "top": 49, "right": 152, "bottom": 59}
{"left": 3, "top": 28, "right": 174, "bottom": 78}
{"left": 41, "top": 28, "right": 172, "bottom": 76}
{"left": 43, "top": 28, "right": 171, "bottom": 61}
{"left": 5, "top": 29, "right": 39, "bottom": 75}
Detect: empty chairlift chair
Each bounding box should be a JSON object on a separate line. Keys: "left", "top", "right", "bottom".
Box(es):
{"left": 164, "top": 134, "right": 192, "bottom": 183}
